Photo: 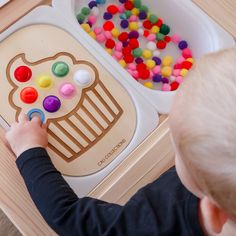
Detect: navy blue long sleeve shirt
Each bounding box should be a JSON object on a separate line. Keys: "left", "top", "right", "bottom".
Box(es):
{"left": 16, "top": 147, "right": 204, "bottom": 236}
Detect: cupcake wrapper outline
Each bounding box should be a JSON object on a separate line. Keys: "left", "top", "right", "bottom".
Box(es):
{"left": 7, "top": 52, "right": 124, "bottom": 162}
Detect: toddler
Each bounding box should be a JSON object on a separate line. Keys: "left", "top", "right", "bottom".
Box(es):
{"left": 6, "top": 48, "right": 236, "bottom": 236}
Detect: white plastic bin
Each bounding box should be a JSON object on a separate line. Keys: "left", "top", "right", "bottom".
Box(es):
{"left": 54, "top": 0, "right": 235, "bottom": 114}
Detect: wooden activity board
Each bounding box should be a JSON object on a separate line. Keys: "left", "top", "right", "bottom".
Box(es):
{"left": 0, "top": 3, "right": 160, "bottom": 196}
{"left": 0, "top": 24, "right": 139, "bottom": 176}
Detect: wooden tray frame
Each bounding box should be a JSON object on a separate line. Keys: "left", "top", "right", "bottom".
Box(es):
{"left": 0, "top": 0, "right": 235, "bottom": 234}
{"left": 0, "top": 0, "right": 51, "bottom": 33}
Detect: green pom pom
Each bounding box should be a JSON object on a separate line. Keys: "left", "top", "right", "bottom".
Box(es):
{"left": 160, "top": 24, "right": 170, "bottom": 35}
{"left": 149, "top": 14, "right": 158, "bottom": 24}
{"left": 139, "top": 5, "right": 149, "bottom": 12}
{"left": 81, "top": 7, "right": 91, "bottom": 16}
{"left": 134, "top": 0, "right": 142, "bottom": 8}
{"left": 76, "top": 13, "right": 86, "bottom": 23}
{"left": 133, "top": 48, "right": 143, "bottom": 57}
{"left": 125, "top": 10, "right": 132, "bottom": 18}
{"left": 156, "top": 33, "right": 165, "bottom": 41}
{"left": 120, "top": 13, "right": 127, "bottom": 20}
{"left": 52, "top": 62, "right": 69, "bottom": 77}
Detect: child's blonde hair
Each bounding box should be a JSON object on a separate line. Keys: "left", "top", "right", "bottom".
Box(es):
{"left": 169, "top": 48, "right": 236, "bottom": 219}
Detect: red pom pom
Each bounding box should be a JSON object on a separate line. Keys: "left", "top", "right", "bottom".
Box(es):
{"left": 20, "top": 87, "right": 38, "bottom": 104}
{"left": 143, "top": 20, "right": 152, "bottom": 30}
{"left": 170, "top": 81, "right": 179, "bottom": 91}
{"left": 105, "top": 39, "right": 115, "bottom": 49}
{"left": 124, "top": 54, "right": 134, "bottom": 63}
{"left": 129, "top": 38, "right": 139, "bottom": 49}
{"left": 118, "top": 32, "right": 129, "bottom": 42}
{"left": 174, "top": 64, "right": 182, "bottom": 69}
{"left": 136, "top": 63, "right": 147, "bottom": 70}
{"left": 156, "top": 41, "right": 167, "bottom": 49}
{"left": 181, "top": 61, "right": 193, "bottom": 70}
{"left": 107, "top": 5, "right": 119, "bottom": 14}
{"left": 164, "top": 36, "right": 171, "bottom": 43}
{"left": 138, "top": 69, "right": 150, "bottom": 80}
{"left": 122, "top": 46, "right": 132, "bottom": 54}
{"left": 143, "top": 30, "right": 150, "bottom": 37}
{"left": 14, "top": 66, "right": 32, "bottom": 82}
{"left": 155, "top": 18, "right": 163, "bottom": 27}
{"left": 124, "top": 1, "right": 134, "bottom": 10}
{"left": 103, "top": 21, "right": 115, "bottom": 31}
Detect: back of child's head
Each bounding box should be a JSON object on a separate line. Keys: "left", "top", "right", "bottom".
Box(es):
{"left": 169, "top": 48, "right": 236, "bottom": 219}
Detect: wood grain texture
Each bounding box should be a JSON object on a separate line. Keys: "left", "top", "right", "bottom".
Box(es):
{"left": 89, "top": 117, "right": 174, "bottom": 205}
{"left": 193, "top": 0, "right": 236, "bottom": 38}
{"left": 0, "top": 2, "right": 55, "bottom": 235}
{"left": 0, "top": 128, "right": 56, "bottom": 235}
{"left": 0, "top": 208, "right": 21, "bottom": 236}
{"left": 0, "top": 0, "right": 51, "bottom": 33}
{"left": 0, "top": 0, "right": 235, "bottom": 234}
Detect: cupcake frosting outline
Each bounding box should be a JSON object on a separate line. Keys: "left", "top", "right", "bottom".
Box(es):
{"left": 7, "top": 52, "right": 99, "bottom": 123}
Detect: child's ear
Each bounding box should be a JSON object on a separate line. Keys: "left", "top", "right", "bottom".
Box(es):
{"left": 200, "top": 196, "right": 228, "bottom": 234}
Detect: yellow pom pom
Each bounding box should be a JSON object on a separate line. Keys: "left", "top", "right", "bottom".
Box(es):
{"left": 37, "top": 75, "right": 52, "bottom": 88}
{"left": 186, "top": 58, "right": 194, "bottom": 64}
{"left": 106, "top": 48, "right": 113, "bottom": 55}
{"left": 144, "top": 82, "right": 154, "bottom": 89}
{"left": 180, "top": 69, "right": 188, "bottom": 77}
{"left": 151, "top": 26, "right": 160, "bottom": 34}
{"left": 129, "top": 22, "right": 138, "bottom": 31}
{"left": 89, "top": 31, "right": 96, "bottom": 39}
{"left": 146, "top": 60, "right": 156, "bottom": 69}
{"left": 162, "top": 56, "right": 173, "bottom": 67}
{"left": 111, "top": 28, "right": 120, "bottom": 38}
{"left": 161, "top": 66, "right": 172, "bottom": 77}
{"left": 131, "top": 8, "right": 139, "bottom": 16}
{"left": 142, "top": 50, "right": 152, "bottom": 59}
{"left": 81, "top": 23, "right": 91, "bottom": 33}
{"left": 119, "top": 60, "right": 127, "bottom": 68}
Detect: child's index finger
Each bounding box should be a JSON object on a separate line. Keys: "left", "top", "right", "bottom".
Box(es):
{"left": 31, "top": 116, "right": 42, "bottom": 125}
{"left": 18, "top": 112, "right": 28, "bottom": 123}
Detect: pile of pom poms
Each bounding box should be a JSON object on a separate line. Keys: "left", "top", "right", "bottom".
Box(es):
{"left": 77, "top": 0, "right": 194, "bottom": 91}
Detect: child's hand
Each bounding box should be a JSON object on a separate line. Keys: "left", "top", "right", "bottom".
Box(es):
{"left": 5, "top": 112, "right": 48, "bottom": 157}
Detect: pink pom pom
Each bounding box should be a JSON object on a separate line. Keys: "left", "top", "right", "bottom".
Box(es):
{"left": 173, "top": 69, "right": 180, "bottom": 76}
{"left": 129, "top": 15, "right": 138, "bottom": 22}
{"left": 130, "top": 70, "right": 139, "bottom": 80}
{"left": 152, "top": 65, "right": 161, "bottom": 74}
{"left": 88, "top": 15, "right": 97, "bottom": 25}
{"left": 94, "top": 27, "right": 102, "bottom": 35}
{"left": 176, "top": 56, "right": 185, "bottom": 64}
{"left": 118, "top": 4, "right": 125, "bottom": 13}
{"left": 115, "top": 42, "right": 123, "bottom": 51}
{"left": 147, "top": 34, "right": 156, "bottom": 42}
{"left": 127, "top": 63, "right": 136, "bottom": 70}
{"left": 182, "top": 48, "right": 192, "bottom": 59}
{"left": 96, "top": 33, "right": 106, "bottom": 43}
{"left": 171, "top": 34, "right": 181, "bottom": 44}
{"left": 176, "top": 76, "right": 183, "bottom": 84}
{"left": 104, "top": 31, "right": 112, "bottom": 39}
{"left": 113, "top": 51, "right": 123, "bottom": 60}
{"left": 162, "top": 84, "right": 171, "bottom": 91}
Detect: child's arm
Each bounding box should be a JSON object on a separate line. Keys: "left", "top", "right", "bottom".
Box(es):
{"left": 15, "top": 147, "right": 123, "bottom": 236}
{"left": 4, "top": 113, "right": 129, "bottom": 235}
{"left": 5, "top": 113, "right": 203, "bottom": 236}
